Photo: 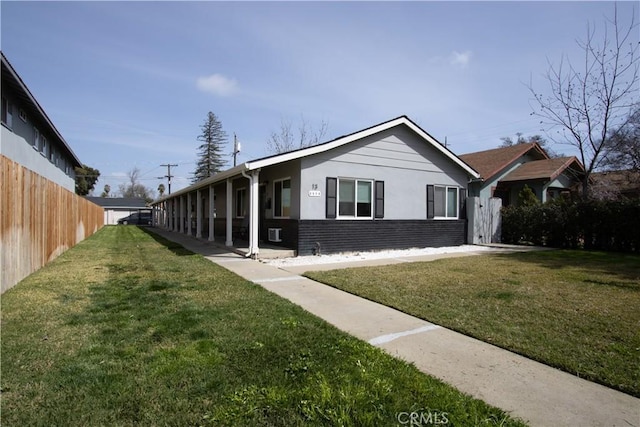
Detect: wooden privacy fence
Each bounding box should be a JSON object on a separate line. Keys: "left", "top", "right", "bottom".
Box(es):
{"left": 1, "top": 155, "right": 104, "bottom": 293}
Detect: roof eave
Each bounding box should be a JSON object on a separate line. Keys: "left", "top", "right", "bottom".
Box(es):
{"left": 483, "top": 143, "right": 549, "bottom": 182}
{"left": 248, "top": 116, "right": 480, "bottom": 178}
{"left": 1, "top": 52, "right": 83, "bottom": 168}
{"left": 155, "top": 163, "right": 250, "bottom": 202}
{"left": 549, "top": 157, "right": 585, "bottom": 182}
{"left": 153, "top": 115, "right": 481, "bottom": 204}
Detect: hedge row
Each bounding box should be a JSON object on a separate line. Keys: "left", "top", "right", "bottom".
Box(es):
{"left": 501, "top": 198, "right": 640, "bottom": 252}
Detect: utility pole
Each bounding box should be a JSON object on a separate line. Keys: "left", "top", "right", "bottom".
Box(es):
{"left": 232, "top": 133, "right": 241, "bottom": 167}
{"left": 160, "top": 163, "right": 178, "bottom": 194}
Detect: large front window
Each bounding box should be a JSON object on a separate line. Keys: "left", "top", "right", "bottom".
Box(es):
{"left": 274, "top": 178, "right": 291, "bottom": 218}
{"left": 434, "top": 186, "right": 458, "bottom": 219}
{"left": 338, "top": 178, "right": 372, "bottom": 218}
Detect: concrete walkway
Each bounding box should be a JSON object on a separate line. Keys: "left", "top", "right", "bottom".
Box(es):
{"left": 149, "top": 228, "right": 639, "bottom": 427}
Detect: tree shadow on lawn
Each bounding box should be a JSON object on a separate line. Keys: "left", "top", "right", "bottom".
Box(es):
{"left": 139, "top": 227, "right": 245, "bottom": 259}
{"left": 138, "top": 227, "right": 196, "bottom": 257}
{"left": 492, "top": 250, "right": 640, "bottom": 289}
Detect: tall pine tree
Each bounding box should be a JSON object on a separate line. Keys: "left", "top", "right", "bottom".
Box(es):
{"left": 193, "top": 112, "right": 228, "bottom": 183}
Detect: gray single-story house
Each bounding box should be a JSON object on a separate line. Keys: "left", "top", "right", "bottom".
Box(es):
{"left": 86, "top": 197, "right": 149, "bottom": 225}
{"left": 151, "top": 116, "right": 480, "bottom": 257}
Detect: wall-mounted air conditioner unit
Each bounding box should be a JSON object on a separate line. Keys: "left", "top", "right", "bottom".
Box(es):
{"left": 268, "top": 228, "right": 282, "bottom": 242}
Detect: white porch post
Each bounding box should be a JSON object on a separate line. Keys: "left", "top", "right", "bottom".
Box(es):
{"left": 196, "top": 189, "right": 202, "bottom": 238}
{"left": 165, "top": 200, "right": 169, "bottom": 229}
{"left": 174, "top": 197, "right": 179, "bottom": 232}
{"left": 226, "top": 178, "right": 233, "bottom": 246}
{"left": 249, "top": 170, "right": 260, "bottom": 258}
{"left": 171, "top": 199, "right": 176, "bottom": 231}
{"left": 208, "top": 185, "right": 215, "bottom": 242}
{"left": 179, "top": 195, "right": 185, "bottom": 234}
{"left": 187, "top": 192, "right": 192, "bottom": 236}
{"left": 170, "top": 199, "right": 176, "bottom": 231}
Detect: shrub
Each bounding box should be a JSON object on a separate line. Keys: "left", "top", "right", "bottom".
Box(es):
{"left": 501, "top": 198, "right": 640, "bottom": 252}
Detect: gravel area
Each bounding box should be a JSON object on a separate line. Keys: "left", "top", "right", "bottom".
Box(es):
{"left": 263, "top": 245, "right": 497, "bottom": 268}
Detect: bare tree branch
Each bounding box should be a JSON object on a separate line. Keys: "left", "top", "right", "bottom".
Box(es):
{"left": 267, "top": 115, "right": 329, "bottom": 154}
{"left": 528, "top": 5, "right": 639, "bottom": 197}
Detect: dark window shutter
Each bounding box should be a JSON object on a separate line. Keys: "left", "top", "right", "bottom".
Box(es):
{"left": 426, "top": 185, "right": 434, "bottom": 219}
{"left": 374, "top": 181, "right": 384, "bottom": 219}
{"left": 326, "top": 177, "right": 337, "bottom": 219}
{"left": 459, "top": 188, "right": 467, "bottom": 219}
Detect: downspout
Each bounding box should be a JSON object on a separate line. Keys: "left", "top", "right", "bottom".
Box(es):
{"left": 241, "top": 168, "right": 261, "bottom": 259}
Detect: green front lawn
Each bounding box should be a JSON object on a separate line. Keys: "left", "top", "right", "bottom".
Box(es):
{"left": 1, "top": 226, "right": 526, "bottom": 426}
{"left": 305, "top": 250, "right": 640, "bottom": 397}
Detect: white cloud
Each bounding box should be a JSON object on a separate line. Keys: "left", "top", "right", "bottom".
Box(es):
{"left": 196, "top": 73, "right": 238, "bottom": 96}
{"left": 450, "top": 50, "right": 472, "bottom": 68}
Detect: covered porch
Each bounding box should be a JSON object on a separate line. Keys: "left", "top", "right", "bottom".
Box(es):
{"left": 150, "top": 164, "right": 296, "bottom": 259}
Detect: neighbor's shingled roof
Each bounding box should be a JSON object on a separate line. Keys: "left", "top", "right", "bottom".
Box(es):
{"left": 500, "top": 157, "right": 585, "bottom": 182}
{"left": 459, "top": 143, "right": 548, "bottom": 181}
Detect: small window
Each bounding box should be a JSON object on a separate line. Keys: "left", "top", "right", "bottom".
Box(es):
{"left": 1, "top": 97, "right": 13, "bottom": 128}
{"left": 338, "top": 178, "right": 372, "bottom": 219}
{"left": 235, "top": 188, "right": 246, "bottom": 218}
{"left": 42, "top": 136, "right": 50, "bottom": 158}
{"left": 19, "top": 109, "right": 27, "bottom": 122}
{"left": 274, "top": 178, "right": 291, "bottom": 218}
{"left": 34, "top": 127, "right": 41, "bottom": 150}
{"left": 49, "top": 144, "right": 55, "bottom": 162}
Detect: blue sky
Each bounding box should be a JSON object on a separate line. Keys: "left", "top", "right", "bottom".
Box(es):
{"left": 2, "top": 1, "right": 637, "bottom": 194}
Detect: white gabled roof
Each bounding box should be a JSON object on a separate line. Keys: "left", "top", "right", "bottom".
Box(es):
{"left": 246, "top": 115, "right": 480, "bottom": 177}
{"left": 158, "top": 115, "right": 479, "bottom": 201}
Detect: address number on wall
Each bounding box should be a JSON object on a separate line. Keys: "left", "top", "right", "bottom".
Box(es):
{"left": 308, "top": 190, "right": 322, "bottom": 197}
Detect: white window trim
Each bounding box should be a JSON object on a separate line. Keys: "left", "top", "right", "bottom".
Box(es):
{"left": 337, "top": 177, "right": 374, "bottom": 220}
{"left": 434, "top": 185, "right": 459, "bottom": 220}
{"left": 273, "top": 177, "right": 291, "bottom": 219}
{"left": 235, "top": 187, "right": 246, "bottom": 218}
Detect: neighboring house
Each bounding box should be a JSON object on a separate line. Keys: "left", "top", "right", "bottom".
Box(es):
{"left": 1, "top": 51, "right": 82, "bottom": 192}
{"left": 85, "top": 197, "right": 149, "bottom": 225}
{"left": 590, "top": 170, "right": 640, "bottom": 200}
{"left": 460, "top": 143, "right": 585, "bottom": 206}
{"left": 152, "top": 116, "right": 480, "bottom": 257}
